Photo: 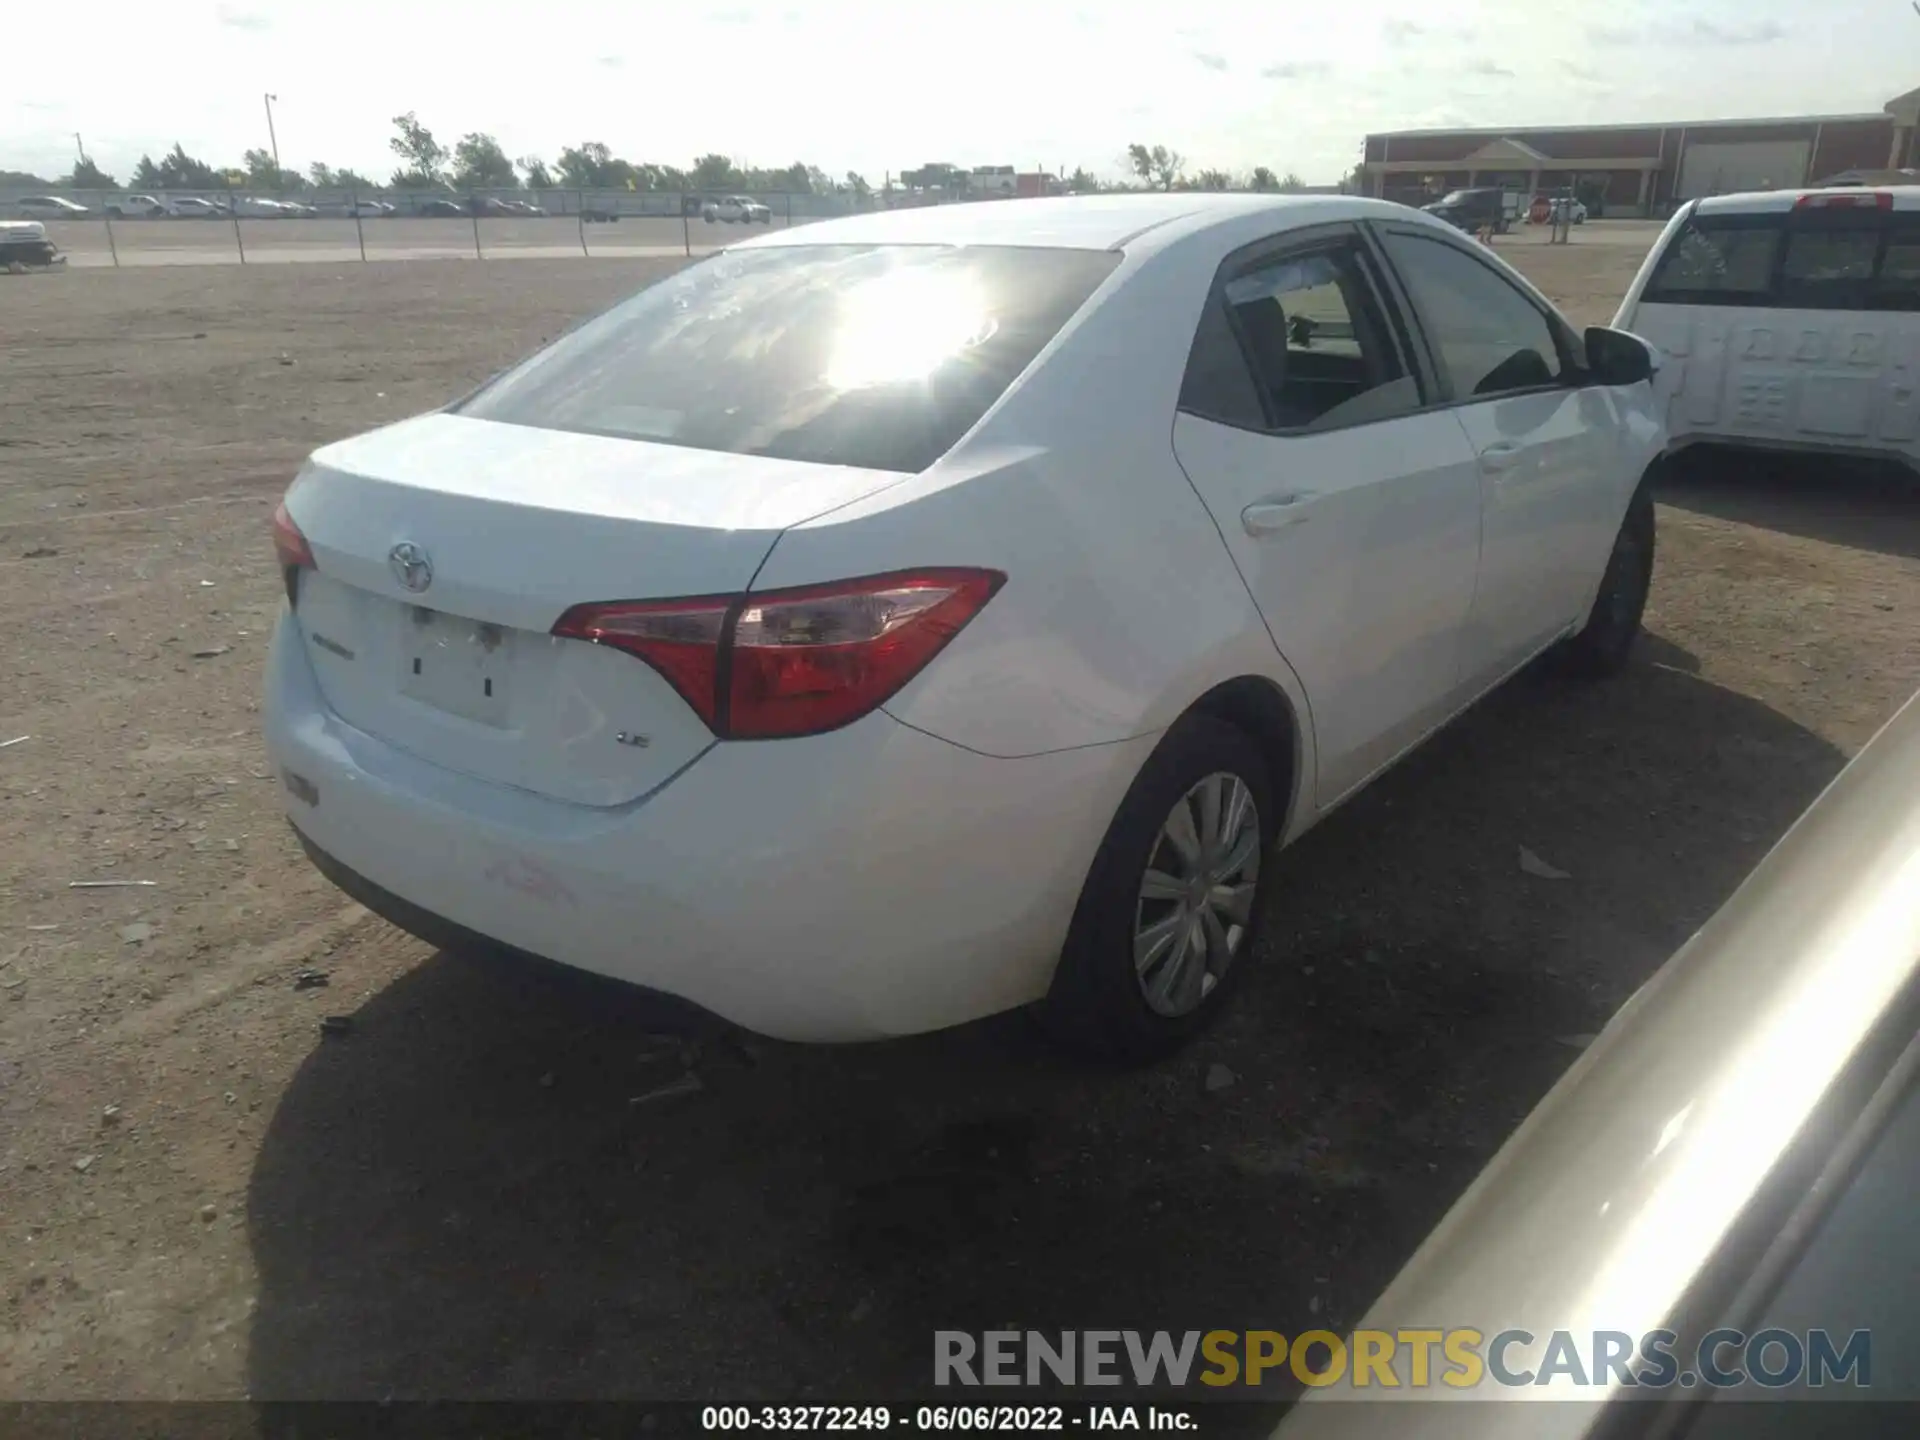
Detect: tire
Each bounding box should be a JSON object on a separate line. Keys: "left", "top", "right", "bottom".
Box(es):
{"left": 1042, "top": 714, "right": 1276, "bottom": 1063}
{"left": 1561, "top": 482, "right": 1656, "bottom": 678}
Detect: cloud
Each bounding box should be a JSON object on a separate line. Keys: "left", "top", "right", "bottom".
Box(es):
{"left": 1588, "top": 17, "right": 1786, "bottom": 45}
{"left": 711, "top": 7, "right": 752, "bottom": 22}
{"left": 1192, "top": 51, "right": 1228, "bottom": 72}
{"left": 1558, "top": 59, "right": 1601, "bottom": 81}
{"left": 1261, "top": 60, "right": 1332, "bottom": 81}
{"left": 595, "top": 54, "right": 623, "bottom": 68}
{"left": 1466, "top": 59, "right": 1513, "bottom": 77}
{"left": 215, "top": 3, "right": 271, "bottom": 29}
{"left": 1384, "top": 17, "right": 1476, "bottom": 46}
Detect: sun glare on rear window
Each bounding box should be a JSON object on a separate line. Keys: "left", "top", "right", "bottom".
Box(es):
{"left": 457, "top": 244, "right": 1118, "bottom": 473}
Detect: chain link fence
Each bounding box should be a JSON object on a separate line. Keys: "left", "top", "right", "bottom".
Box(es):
{"left": 0, "top": 187, "right": 878, "bottom": 267}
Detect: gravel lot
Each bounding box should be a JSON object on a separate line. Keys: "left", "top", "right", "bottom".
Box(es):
{"left": 2, "top": 231, "right": 1918, "bottom": 1404}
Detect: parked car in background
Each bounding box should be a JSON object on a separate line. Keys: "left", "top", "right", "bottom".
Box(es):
{"left": 1278, "top": 681, "right": 1920, "bottom": 1433}
{"left": 263, "top": 194, "right": 1665, "bottom": 1059}
{"left": 1530, "top": 195, "right": 1589, "bottom": 225}
{"left": 345, "top": 199, "right": 395, "bottom": 218}
{"left": 16, "top": 195, "right": 88, "bottom": 219}
{"left": 417, "top": 198, "right": 465, "bottom": 217}
{"left": 170, "top": 197, "right": 227, "bottom": 219}
{"left": 703, "top": 194, "right": 772, "bottom": 224}
{"left": 1421, "top": 187, "right": 1510, "bottom": 235}
{"left": 467, "top": 196, "right": 519, "bottom": 218}
{"left": 105, "top": 194, "right": 171, "bottom": 218}
{"left": 233, "top": 196, "right": 301, "bottom": 218}
{"left": 1616, "top": 185, "right": 1920, "bottom": 474}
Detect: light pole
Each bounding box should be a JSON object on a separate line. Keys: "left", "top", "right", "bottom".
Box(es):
{"left": 263, "top": 93, "right": 281, "bottom": 183}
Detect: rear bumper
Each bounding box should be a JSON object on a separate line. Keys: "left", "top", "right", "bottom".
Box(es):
{"left": 263, "top": 608, "right": 1152, "bottom": 1042}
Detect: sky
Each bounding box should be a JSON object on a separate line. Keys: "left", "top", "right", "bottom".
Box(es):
{"left": 7, "top": 0, "right": 1919, "bottom": 187}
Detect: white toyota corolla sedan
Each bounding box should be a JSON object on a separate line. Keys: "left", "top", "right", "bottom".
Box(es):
{"left": 264, "top": 193, "right": 1666, "bottom": 1059}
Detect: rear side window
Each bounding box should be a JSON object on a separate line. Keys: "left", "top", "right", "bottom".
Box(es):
{"left": 458, "top": 244, "right": 1119, "bottom": 474}
{"left": 1642, "top": 217, "right": 1783, "bottom": 305}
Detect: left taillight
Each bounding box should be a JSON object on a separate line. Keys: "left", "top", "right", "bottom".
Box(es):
{"left": 552, "top": 567, "right": 1005, "bottom": 741}
{"left": 272, "top": 500, "right": 315, "bottom": 604}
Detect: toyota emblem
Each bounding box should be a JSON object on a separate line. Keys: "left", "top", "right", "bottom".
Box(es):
{"left": 388, "top": 542, "right": 433, "bottom": 593}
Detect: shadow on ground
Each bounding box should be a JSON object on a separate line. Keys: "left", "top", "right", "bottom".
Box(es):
{"left": 1658, "top": 445, "right": 1920, "bottom": 561}
{"left": 243, "top": 640, "right": 1844, "bottom": 1403}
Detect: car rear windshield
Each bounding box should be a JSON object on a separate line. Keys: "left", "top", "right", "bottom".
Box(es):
{"left": 1643, "top": 209, "right": 1920, "bottom": 311}
{"left": 456, "top": 243, "right": 1121, "bottom": 473}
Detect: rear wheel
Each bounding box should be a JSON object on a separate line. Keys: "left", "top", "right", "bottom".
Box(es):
{"left": 1562, "top": 483, "right": 1656, "bottom": 677}
{"left": 1043, "top": 715, "right": 1274, "bottom": 1063}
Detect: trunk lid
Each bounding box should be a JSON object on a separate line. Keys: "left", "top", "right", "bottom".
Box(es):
{"left": 284, "top": 413, "right": 903, "bottom": 807}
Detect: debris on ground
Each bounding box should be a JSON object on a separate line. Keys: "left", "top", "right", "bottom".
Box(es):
{"left": 0, "top": 735, "right": 28, "bottom": 750}
{"left": 100, "top": 1106, "right": 121, "bottom": 1126}
{"left": 629, "top": 1073, "right": 705, "bottom": 1107}
{"left": 319, "top": 1016, "right": 354, "bottom": 1038}
{"left": 118, "top": 922, "right": 154, "bottom": 946}
{"left": 21, "top": 546, "right": 57, "bottom": 559}
{"left": 191, "top": 646, "right": 231, "bottom": 660}
{"left": 73, "top": 1155, "right": 96, "bottom": 1174}
{"left": 538, "top": 1072, "right": 555, "bottom": 1089}
{"left": 291, "top": 968, "right": 330, "bottom": 991}
{"left": 69, "top": 879, "right": 158, "bottom": 890}
{"left": 849, "top": 1296, "right": 874, "bottom": 1324}
{"left": 198, "top": 1204, "right": 217, "bottom": 1224}
{"left": 1204, "top": 1063, "right": 1237, "bottom": 1093}
{"left": 1518, "top": 846, "right": 1572, "bottom": 881}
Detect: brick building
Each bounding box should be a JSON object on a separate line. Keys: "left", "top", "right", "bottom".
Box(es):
{"left": 1361, "top": 86, "right": 1920, "bottom": 217}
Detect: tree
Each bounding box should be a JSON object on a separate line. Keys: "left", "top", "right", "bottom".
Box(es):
{"left": 691, "top": 153, "right": 739, "bottom": 190}
{"left": 309, "top": 162, "right": 378, "bottom": 191}
{"left": 68, "top": 156, "right": 119, "bottom": 190}
{"left": 557, "top": 141, "right": 642, "bottom": 190}
{"left": 845, "top": 171, "right": 871, "bottom": 202}
{"left": 139, "top": 144, "right": 224, "bottom": 191}
{"left": 1194, "top": 168, "right": 1234, "bottom": 191}
{"left": 1127, "top": 143, "right": 1184, "bottom": 191}
{"left": 518, "top": 156, "right": 554, "bottom": 189}
{"left": 1249, "top": 166, "right": 1278, "bottom": 192}
{"left": 1067, "top": 166, "right": 1099, "bottom": 193}
{"left": 0, "top": 167, "right": 55, "bottom": 188}
{"left": 388, "top": 111, "right": 450, "bottom": 188}
{"left": 243, "top": 148, "right": 307, "bottom": 192}
{"left": 453, "top": 132, "right": 518, "bottom": 189}
{"left": 1278, "top": 171, "right": 1308, "bottom": 193}
{"left": 1342, "top": 162, "right": 1367, "bottom": 194}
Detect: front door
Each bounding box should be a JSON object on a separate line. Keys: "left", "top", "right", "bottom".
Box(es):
{"left": 1374, "top": 225, "right": 1615, "bottom": 688}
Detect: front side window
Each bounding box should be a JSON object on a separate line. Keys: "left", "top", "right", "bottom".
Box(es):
{"left": 458, "top": 243, "right": 1119, "bottom": 474}
{"left": 1378, "top": 231, "right": 1564, "bottom": 399}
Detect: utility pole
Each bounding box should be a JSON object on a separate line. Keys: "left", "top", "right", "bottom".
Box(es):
{"left": 263, "top": 93, "right": 281, "bottom": 182}
{"left": 74, "top": 132, "right": 85, "bottom": 162}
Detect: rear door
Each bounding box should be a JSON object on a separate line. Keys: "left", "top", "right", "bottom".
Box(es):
{"left": 1373, "top": 224, "right": 1616, "bottom": 688}
{"left": 1169, "top": 223, "right": 1484, "bottom": 806}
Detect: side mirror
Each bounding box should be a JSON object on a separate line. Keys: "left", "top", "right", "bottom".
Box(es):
{"left": 1585, "top": 326, "right": 1658, "bottom": 387}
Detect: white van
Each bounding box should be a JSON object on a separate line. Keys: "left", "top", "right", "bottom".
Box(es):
{"left": 1615, "top": 187, "right": 1920, "bottom": 469}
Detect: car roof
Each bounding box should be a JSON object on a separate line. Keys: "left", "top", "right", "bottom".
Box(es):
{"left": 730, "top": 192, "right": 1402, "bottom": 253}
{"left": 1693, "top": 184, "right": 1920, "bottom": 215}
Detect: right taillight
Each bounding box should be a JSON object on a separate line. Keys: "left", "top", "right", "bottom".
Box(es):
{"left": 272, "top": 500, "right": 315, "bottom": 604}
{"left": 551, "top": 567, "right": 1004, "bottom": 740}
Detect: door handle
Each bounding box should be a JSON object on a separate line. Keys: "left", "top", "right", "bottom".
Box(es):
{"left": 1242, "top": 494, "right": 1318, "bottom": 536}
{"left": 1478, "top": 441, "right": 1524, "bottom": 474}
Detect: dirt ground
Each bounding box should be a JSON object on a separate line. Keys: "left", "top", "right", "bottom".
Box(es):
{"left": 2, "top": 232, "right": 1919, "bottom": 1405}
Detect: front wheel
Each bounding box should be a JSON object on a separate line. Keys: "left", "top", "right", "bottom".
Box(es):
{"left": 1042, "top": 714, "right": 1275, "bottom": 1063}
{"left": 1561, "top": 483, "right": 1656, "bottom": 677}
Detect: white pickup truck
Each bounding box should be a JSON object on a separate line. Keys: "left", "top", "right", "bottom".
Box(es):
{"left": 701, "top": 195, "right": 772, "bottom": 224}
